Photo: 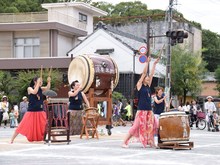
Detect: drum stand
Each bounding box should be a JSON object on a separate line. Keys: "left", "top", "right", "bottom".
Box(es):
{"left": 158, "top": 140, "right": 194, "bottom": 150}
{"left": 87, "top": 88, "right": 113, "bottom": 135}
{"left": 44, "top": 103, "right": 71, "bottom": 145}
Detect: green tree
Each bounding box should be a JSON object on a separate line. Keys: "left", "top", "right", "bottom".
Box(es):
{"left": 0, "top": 71, "right": 17, "bottom": 106}
{"left": 215, "top": 65, "right": 220, "bottom": 96}
{"left": 92, "top": 1, "right": 114, "bottom": 16}
{"left": 15, "top": 69, "right": 62, "bottom": 100}
{"left": 202, "top": 29, "right": 220, "bottom": 72}
{"left": 0, "top": 69, "right": 62, "bottom": 105}
{"left": 171, "top": 46, "right": 207, "bottom": 104}
{"left": 111, "top": 1, "right": 149, "bottom": 17}
{"left": 0, "top": 0, "right": 93, "bottom": 13}
{"left": 92, "top": 1, "right": 165, "bottom": 25}
{"left": 112, "top": 91, "right": 125, "bottom": 102}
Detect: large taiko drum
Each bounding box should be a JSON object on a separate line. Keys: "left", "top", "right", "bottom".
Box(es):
{"left": 159, "top": 111, "right": 190, "bottom": 142}
{"left": 68, "top": 55, "right": 119, "bottom": 95}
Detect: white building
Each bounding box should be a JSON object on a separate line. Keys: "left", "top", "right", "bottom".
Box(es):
{"left": 67, "top": 22, "right": 166, "bottom": 99}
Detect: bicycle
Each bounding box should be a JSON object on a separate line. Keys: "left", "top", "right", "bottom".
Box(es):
{"left": 207, "top": 113, "right": 219, "bottom": 132}
{"left": 189, "top": 111, "right": 206, "bottom": 130}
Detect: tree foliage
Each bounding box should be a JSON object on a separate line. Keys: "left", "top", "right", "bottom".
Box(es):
{"left": 215, "top": 65, "right": 220, "bottom": 96}
{"left": 92, "top": 1, "right": 165, "bottom": 25}
{"left": 0, "top": 0, "right": 42, "bottom": 13}
{"left": 0, "top": 71, "right": 16, "bottom": 106}
{"left": 171, "top": 46, "right": 207, "bottom": 103}
{"left": 0, "top": 69, "right": 62, "bottom": 105}
{"left": 202, "top": 29, "right": 220, "bottom": 72}
{"left": 112, "top": 91, "right": 125, "bottom": 102}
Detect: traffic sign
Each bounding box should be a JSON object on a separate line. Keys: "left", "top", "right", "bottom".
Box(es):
{"left": 138, "top": 46, "right": 148, "bottom": 55}
{"left": 139, "top": 55, "right": 147, "bottom": 63}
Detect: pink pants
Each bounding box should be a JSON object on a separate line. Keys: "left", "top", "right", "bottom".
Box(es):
{"left": 129, "top": 110, "right": 158, "bottom": 147}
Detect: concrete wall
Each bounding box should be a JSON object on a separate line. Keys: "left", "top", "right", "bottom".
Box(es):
{"left": 0, "top": 32, "right": 13, "bottom": 58}
{"left": 112, "top": 21, "right": 202, "bottom": 53}
{"left": 201, "top": 82, "right": 219, "bottom": 97}
{"left": 14, "top": 30, "right": 50, "bottom": 58}
{"left": 0, "top": 30, "right": 50, "bottom": 58}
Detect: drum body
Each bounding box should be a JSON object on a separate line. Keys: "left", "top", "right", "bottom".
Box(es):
{"left": 68, "top": 55, "right": 119, "bottom": 95}
{"left": 46, "top": 102, "right": 68, "bottom": 128}
{"left": 159, "top": 111, "right": 190, "bottom": 142}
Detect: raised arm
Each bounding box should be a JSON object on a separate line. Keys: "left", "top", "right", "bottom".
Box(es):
{"left": 154, "top": 95, "right": 166, "bottom": 104}
{"left": 136, "top": 56, "right": 150, "bottom": 91}
{"left": 41, "top": 77, "right": 51, "bottom": 92}
{"left": 68, "top": 87, "right": 81, "bottom": 97}
{"left": 148, "top": 57, "right": 160, "bottom": 86}
{"left": 27, "top": 78, "right": 41, "bottom": 95}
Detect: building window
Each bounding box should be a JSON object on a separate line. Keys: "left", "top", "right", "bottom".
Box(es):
{"left": 79, "top": 13, "right": 87, "bottom": 23}
{"left": 95, "top": 49, "right": 114, "bottom": 55}
{"left": 14, "top": 38, "right": 40, "bottom": 58}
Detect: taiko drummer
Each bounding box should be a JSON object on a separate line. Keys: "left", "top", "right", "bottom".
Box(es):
{"left": 122, "top": 56, "right": 160, "bottom": 148}
{"left": 11, "top": 76, "right": 51, "bottom": 143}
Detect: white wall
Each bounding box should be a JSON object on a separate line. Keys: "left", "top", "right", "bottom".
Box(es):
{"left": 69, "top": 29, "right": 133, "bottom": 72}
{"left": 71, "top": 8, "right": 94, "bottom": 35}
{"left": 43, "top": 2, "right": 106, "bottom": 35}
{"left": 58, "top": 34, "right": 74, "bottom": 57}
{"left": 68, "top": 29, "right": 166, "bottom": 76}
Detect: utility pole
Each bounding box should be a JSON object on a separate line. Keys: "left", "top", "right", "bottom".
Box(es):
{"left": 146, "top": 17, "right": 151, "bottom": 75}
{"left": 165, "top": 0, "right": 174, "bottom": 105}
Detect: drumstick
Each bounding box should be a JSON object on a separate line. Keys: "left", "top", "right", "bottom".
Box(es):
{"left": 40, "top": 65, "right": 43, "bottom": 79}
{"left": 48, "top": 66, "right": 52, "bottom": 77}
{"left": 157, "top": 44, "right": 165, "bottom": 59}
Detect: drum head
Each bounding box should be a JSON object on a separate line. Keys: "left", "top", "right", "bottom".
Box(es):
{"left": 68, "top": 54, "right": 119, "bottom": 94}
{"left": 160, "top": 111, "right": 186, "bottom": 116}
{"left": 68, "top": 55, "right": 94, "bottom": 93}
{"left": 111, "top": 57, "right": 119, "bottom": 89}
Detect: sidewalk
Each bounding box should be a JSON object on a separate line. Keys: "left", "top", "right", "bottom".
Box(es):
{"left": 1, "top": 124, "right": 220, "bottom": 165}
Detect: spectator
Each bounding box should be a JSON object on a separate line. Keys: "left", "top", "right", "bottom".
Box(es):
{"left": 124, "top": 101, "right": 132, "bottom": 122}
{"left": 189, "top": 100, "right": 201, "bottom": 129}
{"left": 117, "top": 99, "right": 123, "bottom": 114}
{"left": 13, "top": 104, "right": 19, "bottom": 127}
{"left": 9, "top": 108, "right": 16, "bottom": 128}
{"left": 112, "top": 102, "right": 126, "bottom": 126}
{"left": 0, "top": 96, "right": 10, "bottom": 128}
{"left": 204, "top": 96, "right": 217, "bottom": 131}
{"left": 182, "top": 102, "right": 190, "bottom": 114}
{"left": 213, "top": 111, "right": 219, "bottom": 131}
{"left": 19, "top": 96, "right": 28, "bottom": 122}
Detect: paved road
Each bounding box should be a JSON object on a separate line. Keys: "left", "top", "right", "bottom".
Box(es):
{"left": 0, "top": 124, "right": 220, "bottom": 165}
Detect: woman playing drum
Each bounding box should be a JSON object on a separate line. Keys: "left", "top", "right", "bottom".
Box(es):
{"left": 68, "top": 80, "right": 90, "bottom": 135}
{"left": 154, "top": 87, "right": 167, "bottom": 122}
{"left": 122, "top": 56, "right": 160, "bottom": 148}
{"left": 11, "top": 76, "right": 51, "bottom": 143}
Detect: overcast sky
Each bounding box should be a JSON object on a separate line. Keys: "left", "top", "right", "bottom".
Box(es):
{"left": 94, "top": 0, "right": 220, "bottom": 34}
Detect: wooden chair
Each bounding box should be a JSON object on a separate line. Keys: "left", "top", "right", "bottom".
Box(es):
{"left": 80, "top": 107, "right": 99, "bottom": 139}
{"left": 44, "top": 102, "right": 71, "bottom": 145}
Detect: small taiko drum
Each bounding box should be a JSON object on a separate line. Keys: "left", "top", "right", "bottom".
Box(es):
{"left": 159, "top": 111, "right": 190, "bottom": 142}
{"left": 68, "top": 54, "right": 119, "bottom": 95}
{"left": 46, "top": 102, "right": 69, "bottom": 128}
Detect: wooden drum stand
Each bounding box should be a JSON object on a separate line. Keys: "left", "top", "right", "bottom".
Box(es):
{"left": 87, "top": 88, "right": 113, "bottom": 135}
